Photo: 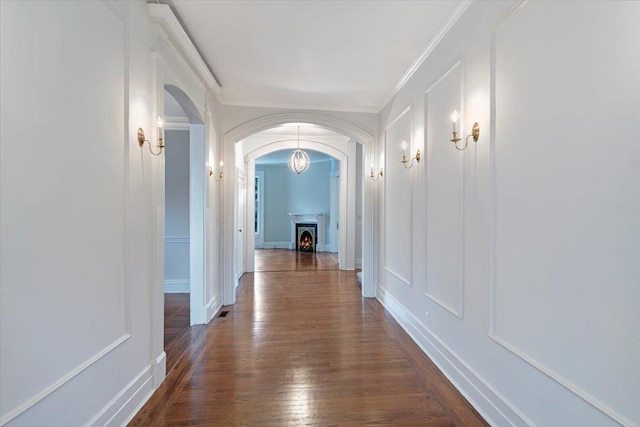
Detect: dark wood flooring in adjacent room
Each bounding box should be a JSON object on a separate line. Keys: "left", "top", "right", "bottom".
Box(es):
{"left": 133, "top": 249, "right": 487, "bottom": 426}
{"left": 164, "top": 293, "right": 196, "bottom": 374}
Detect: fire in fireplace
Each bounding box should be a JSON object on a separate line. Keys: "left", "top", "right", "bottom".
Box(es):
{"left": 296, "top": 223, "right": 317, "bottom": 252}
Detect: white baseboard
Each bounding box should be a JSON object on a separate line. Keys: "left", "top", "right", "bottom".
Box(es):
{"left": 376, "top": 286, "right": 533, "bottom": 427}
{"left": 355, "top": 258, "right": 362, "bottom": 269}
{"left": 152, "top": 351, "right": 166, "bottom": 388}
{"left": 262, "top": 241, "right": 293, "bottom": 249}
{"left": 206, "top": 294, "right": 222, "bottom": 323}
{"left": 88, "top": 364, "right": 154, "bottom": 427}
{"left": 164, "top": 279, "right": 189, "bottom": 293}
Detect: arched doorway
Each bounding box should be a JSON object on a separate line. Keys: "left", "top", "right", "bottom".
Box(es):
{"left": 159, "top": 84, "right": 208, "bottom": 327}
{"left": 221, "top": 113, "right": 376, "bottom": 305}
{"left": 243, "top": 134, "right": 355, "bottom": 274}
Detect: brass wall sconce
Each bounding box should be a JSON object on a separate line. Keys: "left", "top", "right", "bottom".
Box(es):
{"left": 210, "top": 160, "right": 224, "bottom": 181}
{"left": 450, "top": 110, "right": 480, "bottom": 151}
{"left": 401, "top": 141, "right": 420, "bottom": 169}
{"left": 369, "top": 165, "right": 383, "bottom": 181}
{"left": 137, "top": 116, "right": 165, "bottom": 156}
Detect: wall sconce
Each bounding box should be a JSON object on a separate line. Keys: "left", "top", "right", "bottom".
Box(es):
{"left": 450, "top": 110, "right": 480, "bottom": 151}
{"left": 401, "top": 141, "right": 420, "bottom": 169}
{"left": 137, "top": 116, "right": 165, "bottom": 156}
{"left": 209, "top": 160, "right": 224, "bottom": 181}
{"left": 369, "top": 164, "right": 383, "bottom": 181}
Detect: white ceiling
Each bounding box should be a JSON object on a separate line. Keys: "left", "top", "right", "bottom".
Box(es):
{"left": 166, "top": 0, "right": 463, "bottom": 113}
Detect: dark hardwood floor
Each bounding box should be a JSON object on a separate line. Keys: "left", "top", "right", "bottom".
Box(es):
{"left": 133, "top": 250, "right": 487, "bottom": 426}
{"left": 254, "top": 248, "right": 339, "bottom": 272}
{"left": 164, "top": 293, "right": 198, "bottom": 374}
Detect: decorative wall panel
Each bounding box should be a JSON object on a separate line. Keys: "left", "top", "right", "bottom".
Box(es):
{"left": 0, "top": 1, "right": 129, "bottom": 419}
{"left": 384, "top": 107, "right": 413, "bottom": 287}
{"left": 490, "top": 2, "right": 640, "bottom": 424}
{"left": 424, "top": 61, "right": 464, "bottom": 317}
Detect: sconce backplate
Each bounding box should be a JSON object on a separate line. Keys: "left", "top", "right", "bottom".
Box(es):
{"left": 137, "top": 128, "right": 146, "bottom": 146}
{"left": 471, "top": 122, "right": 480, "bottom": 142}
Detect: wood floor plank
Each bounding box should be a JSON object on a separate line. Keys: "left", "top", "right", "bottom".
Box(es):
{"left": 130, "top": 250, "right": 487, "bottom": 426}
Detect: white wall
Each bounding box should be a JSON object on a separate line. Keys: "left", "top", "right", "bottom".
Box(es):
{"left": 164, "top": 129, "right": 190, "bottom": 292}
{"left": 377, "top": 1, "right": 640, "bottom": 426}
{"left": 256, "top": 159, "right": 332, "bottom": 247}
{"left": 355, "top": 143, "right": 363, "bottom": 268}
{"left": 0, "top": 1, "right": 223, "bottom": 425}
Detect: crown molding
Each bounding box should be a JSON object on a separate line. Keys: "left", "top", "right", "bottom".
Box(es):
{"left": 220, "top": 99, "right": 379, "bottom": 115}
{"left": 377, "top": 0, "right": 473, "bottom": 112}
{"left": 148, "top": 3, "right": 221, "bottom": 95}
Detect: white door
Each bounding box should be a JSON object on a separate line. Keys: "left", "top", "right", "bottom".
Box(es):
{"left": 235, "top": 170, "right": 246, "bottom": 281}
{"left": 329, "top": 172, "right": 340, "bottom": 253}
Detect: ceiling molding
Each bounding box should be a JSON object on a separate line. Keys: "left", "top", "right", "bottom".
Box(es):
{"left": 225, "top": 112, "right": 374, "bottom": 146}
{"left": 220, "top": 99, "right": 379, "bottom": 115}
{"left": 148, "top": 3, "right": 221, "bottom": 95}
{"left": 377, "top": 0, "right": 473, "bottom": 112}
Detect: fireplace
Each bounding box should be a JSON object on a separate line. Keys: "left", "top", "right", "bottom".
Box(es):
{"left": 288, "top": 213, "right": 325, "bottom": 252}
{"left": 296, "top": 223, "right": 317, "bottom": 252}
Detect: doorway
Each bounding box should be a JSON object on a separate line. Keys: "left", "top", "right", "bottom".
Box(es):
{"left": 235, "top": 169, "right": 246, "bottom": 283}
{"left": 160, "top": 84, "right": 208, "bottom": 376}
{"left": 221, "top": 114, "right": 376, "bottom": 305}
{"left": 163, "top": 120, "right": 191, "bottom": 372}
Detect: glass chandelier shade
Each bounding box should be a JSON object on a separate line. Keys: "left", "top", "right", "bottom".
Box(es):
{"left": 288, "top": 125, "right": 310, "bottom": 174}
{"left": 288, "top": 149, "right": 310, "bottom": 174}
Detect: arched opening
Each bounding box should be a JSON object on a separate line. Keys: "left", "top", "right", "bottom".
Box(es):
{"left": 251, "top": 148, "right": 342, "bottom": 273}
{"left": 158, "top": 84, "right": 208, "bottom": 373}
{"left": 221, "top": 114, "right": 376, "bottom": 305}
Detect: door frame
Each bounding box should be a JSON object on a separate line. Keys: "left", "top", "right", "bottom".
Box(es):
{"left": 234, "top": 168, "right": 246, "bottom": 283}
{"left": 221, "top": 113, "right": 377, "bottom": 306}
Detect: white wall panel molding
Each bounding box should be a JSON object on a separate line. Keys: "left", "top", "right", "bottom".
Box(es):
{"left": 376, "top": 287, "right": 532, "bottom": 427}
{"left": 87, "top": 364, "right": 153, "bottom": 427}
{"left": 383, "top": 106, "right": 414, "bottom": 288}
{"left": 384, "top": 267, "right": 411, "bottom": 288}
{"left": 423, "top": 61, "right": 464, "bottom": 318}
{"left": 379, "top": 0, "right": 473, "bottom": 111}
{"left": 488, "top": 2, "right": 640, "bottom": 426}
{"left": 0, "top": 1, "right": 133, "bottom": 422}
{"left": 0, "top": 334, "right": 131, "bottom": 426}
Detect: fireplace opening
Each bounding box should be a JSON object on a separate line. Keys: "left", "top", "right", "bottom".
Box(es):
{"left": 296, "top": 223, "right": 317, "bottom": 252}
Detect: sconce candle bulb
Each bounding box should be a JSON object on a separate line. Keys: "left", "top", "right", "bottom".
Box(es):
{"left": 401, "top": 141, "right": 420, "bottom": 169}
{"left": 448, "top": 110, "right": 480, "bottom": 151}
{"left": 369, "top": 163, "right": 383, "bottom": 181}
{"left": 451, "top": 110, "right": 459, "bottom": 133}
{"left": 212, "top": 160, "right": 224, "bottom": 182}
{"left": 137, "top": 116, "right": 165, "bottom": 156}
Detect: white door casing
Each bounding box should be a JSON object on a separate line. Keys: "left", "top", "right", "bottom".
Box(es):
{"left": 222, "top": 113, "right": 377, "bottom": 305}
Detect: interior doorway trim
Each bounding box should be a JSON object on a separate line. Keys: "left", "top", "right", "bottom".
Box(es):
{"left": 222, "top": 113, "right": 377, "bottom": 306}
{"left": 244, "top": 140, "right": 351, "bottom": 275}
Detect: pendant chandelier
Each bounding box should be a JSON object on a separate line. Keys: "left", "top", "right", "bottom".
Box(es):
{"left": 288, "top": 125, "right": 310, "bottom": 174}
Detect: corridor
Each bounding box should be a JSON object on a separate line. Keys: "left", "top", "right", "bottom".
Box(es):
{"left": 131, "top": 250, "right": 486, "bottom": 426}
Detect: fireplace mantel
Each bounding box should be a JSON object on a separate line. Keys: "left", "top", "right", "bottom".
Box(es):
{"left": 288, "top": 213, "right": 326, "bottom": 251}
